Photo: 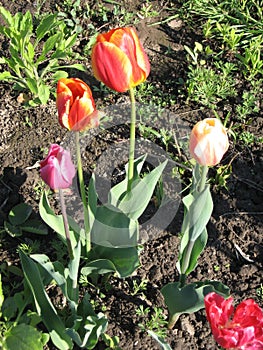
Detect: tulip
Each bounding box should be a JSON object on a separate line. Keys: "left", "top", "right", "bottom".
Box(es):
{"left": 189, "top": 118, "right": 229, "bottom": 166}
{"left": 205, "top": 292, "right": 263, "bottom": 349}
{"left": 40, "top": 144, "right": 76, "bottom": 190}
{"left": 56, "top": 78, "right": 99, "bottom": 131}
{"left": 91, "top": 27, "right": 150, "bottom": 92}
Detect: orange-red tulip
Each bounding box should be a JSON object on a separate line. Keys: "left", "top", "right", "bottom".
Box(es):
{"left": 189, "top": 118, "right": 229, "bottom": 166}
{"left": 91, "top": 27, "right": 150, "bottom": 92}
{"left": 56, "top": 78, "right": 99, "bottom": 131}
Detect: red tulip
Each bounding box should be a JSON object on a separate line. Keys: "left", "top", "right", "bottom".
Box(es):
{"left": 189, "top": 118, "right": 229, "bottom": 166}
{"left": 205, "top": 292, "right": 263, "bottom": 349}
{"left": 40, "top": 144, "right": 76, "bottom": 190}
{"left": 91, "top": 27, "right": 150, "bottom": 92}
{"left": 56, "top": 78, "right": 99, "bottom": 131}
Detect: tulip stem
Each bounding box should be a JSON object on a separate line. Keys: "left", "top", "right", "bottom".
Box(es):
{"left": 75, "top": 131, "right": 90, "bottom": 253}
{"left": 127, "top": 87, "right": 136, "bottom": 192}
{"left": 59, "top": 189, "right": 74, "bottom": 260}
{"left": 199, "top": 165, "right": 208, "bottom": 193}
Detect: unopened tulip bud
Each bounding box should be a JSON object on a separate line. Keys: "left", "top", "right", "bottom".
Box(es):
{"left": 189, "top": 118, "right": 229, "bottom": 166}
{"left": 40, "top": 144, "right": 76, "bottom": 190}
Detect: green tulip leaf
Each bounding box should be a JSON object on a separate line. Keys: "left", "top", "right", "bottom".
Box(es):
{"left": 109, "top": 155, "right": 147, "bottom": 206}
{"left": 81, "top": 259, "right": 117, "bottom": 277}
{"left": 8, "top": 203, "right": 32, "bottom": 226}
{"left": 4, "top": 221, "right": 22, "bottom": 237}
{"left": 177, "top": 228, "right": 208, "bottom": 275}
{"left": 2, "top": 324, "right": 45, "bottom": 350}
{"left": 19, "top": 250, "right": 73, "bottom": 350}
{"left": 67, "top": 312, "right": 108, "bottom": 349}
{"left": 147, "top": 330, "right": 172, "bottom": 350}
{"left": 36, "top": 13, "right": 58, "bottom": 43}
{"left": 20, "top": 219, "right": 48, "bottom": 235}
{"left": 110, "top": 159, "right": 168, "bottom": 221}
{"left": 161, "top": 281, "right": 230, "bottom": 328}
{"left": 180, "top": 185, "right": 213, "bottom": 253}
{"left": 0, "top": 274, "right": 3, "bottom": 313}
{"left": 91, "top": 245, "right": 141, "bottom": 278}
{"left": 91, "top": 204, "right": 139, "bottom": 248}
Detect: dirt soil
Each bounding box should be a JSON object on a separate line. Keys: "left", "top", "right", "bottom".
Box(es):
{"left": 0, "top": 1, "right": 262, "bottom": 349}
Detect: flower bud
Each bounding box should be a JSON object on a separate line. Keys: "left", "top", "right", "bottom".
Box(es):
{"left": 91, "top": 27, "right": 150, "bottom": 92}
{"left": 189, "top": 118, "right": 229, "bottom": 166}
{"left": 56, "top": 78, "right": 99, "bottom": 131}
{"left": 40, "top": 144, "right": 76, "bottom": 190}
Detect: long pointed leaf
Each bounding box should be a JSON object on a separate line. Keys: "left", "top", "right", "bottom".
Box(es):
{"left": 114, "top": 160, "right": 168, "bottom": 220}
{"left": 19, "top": 250, "right": 73, "bottom": 349}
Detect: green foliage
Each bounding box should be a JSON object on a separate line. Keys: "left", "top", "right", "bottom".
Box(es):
{"left": 0, "top": 7, "right": 85, "bottom": 105}
{"left": 2, "top": 324, "right": 48, "bottom": 350}
{"left": 20, "top": 248, "right": 108, "bottom": 350}
{"left": 137, "top": 305, "right": 168, "bottom": 338}
{"left": 177, "top": 177, "right": 213, "bottom": 276}
{"left": 3, "top": 203, "right": 48, "bottom": 238}
{"left": 101, "top": 333, "right": 121, "bottom": 350}
{"left": 161, "top": 281, "right": 230, "bottom": 328}
{"left": 186, "top": 62, "right": 237, "bottom": 109}
{"left": 0, "top": 274, "right": 49, "bottom": 350}
{"left": 183, "top": 0, "right": 263, "bottom": 47}
{"left": 147, "top": 330, "right": 172, "bottom": 350}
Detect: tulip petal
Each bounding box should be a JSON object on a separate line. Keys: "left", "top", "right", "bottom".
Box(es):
{"left": 92, "top": 42, "right": 132, "bottom": 92}
{"left": 58, "top": 149, "right": 76, "bottom": 185}
{"left": 40, "top": 156, "right": 64, "bottom": 190}
{"left": 68, "top": 93, "right": 96, "bottom": 131}
{"left": 56, "top": 78, "right": 97, "bottom": 131}
{"left": 205, "top": 292, "right": 263, "bottom": 349}
{"left": 189, "top": 118, "right": 229, "bottom": 166}
{"left": 109, "top": 28, "right": 150, "bottom": 87}
{"left": 40, "top": 144, "right": 76, "bottom": 190}
{"left": 57, "top": 81, "right": 73, "bottom": 129}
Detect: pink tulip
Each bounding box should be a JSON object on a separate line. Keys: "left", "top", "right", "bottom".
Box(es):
{"left": 205, "top": 292, "right": 263, "bottom": 349}
{"left": 189, "top": 118, "right": 229, "bottom": 166}
{"left": 40, "top": 144, "right": 76, "bottom": 190}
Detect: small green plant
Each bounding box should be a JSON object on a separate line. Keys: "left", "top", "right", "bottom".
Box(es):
{"left": 101, "top": 333, "right": 121, "bottom": 350}
{"left": 187, "top": 62, "right": 237, "bottom": 109}
{"left": 236, "top": 89, "right": 260, "bottom": 121}
{"left": 184, "top": 42, "right": 206, "bottom": 65}
{"left": 215, "top": 22, "right": 244, "bottom": 51}
{"left": 236, "top": 37, "right": 263, "bottom": 79}
{"left": 0, "top": 7, "right": 85, "bottom": 105}
{"left": 0, "top": 274, "right": 50, "bottom": 350}
{"left": 56, "top": 0, "right": 83, "bottom": 34}
{"left": 3, "top": 203, "right": 48, "bottom": 238}
{"left": 129, "top": 279, "right": 148, "bottom": 296}
{"left": 137, "top": 2, "right": 159, "bottom": 19}
{"left": 137, "top": 305, "right": 168, "bottom": 338}
{"left": 210, "top": 163, "right": 233, "bottom": 190}
{"left": 256, "top": 284, "right": 263, "bottom": 301}
{"left": 238, "top": 131, "right": 263, "bottom": 146}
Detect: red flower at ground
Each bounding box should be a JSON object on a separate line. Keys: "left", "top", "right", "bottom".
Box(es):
{"left": 205, "top": 292, "right": 263, "bottom": 349}
{"left": 189, "top": 118, "right": 229, "bottom": 166}
{"left": 56, "top": 78, "right": 99, "bottom": 131}
{"left": 91, "top": 27, "right": 150, "bottom": 92}
{"left": 40, "top": 144, "right": 76, "bottom": 190}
